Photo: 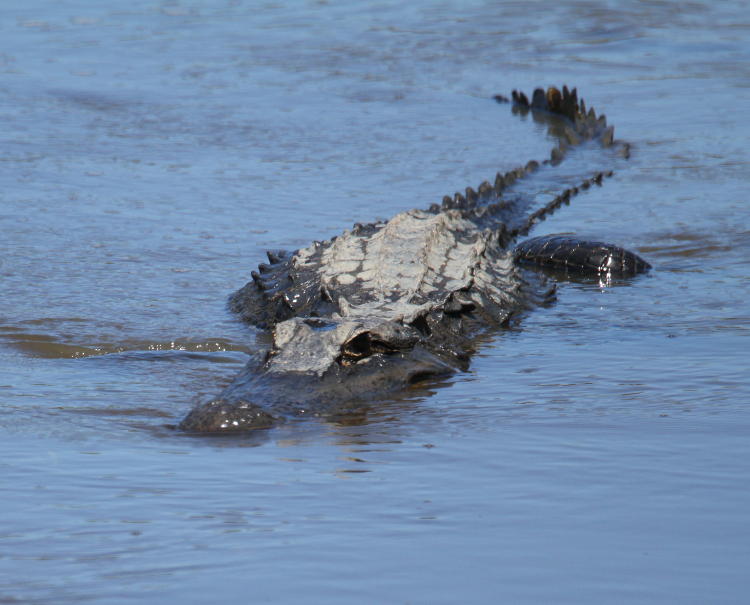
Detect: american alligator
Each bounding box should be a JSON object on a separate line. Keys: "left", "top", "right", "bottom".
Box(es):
{"left": 179, "top": 86, "right": 650, "bottom": 433}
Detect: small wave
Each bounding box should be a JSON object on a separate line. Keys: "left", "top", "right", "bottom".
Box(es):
{"left": 0, "top": 328, "right": 248, "bottom": 360}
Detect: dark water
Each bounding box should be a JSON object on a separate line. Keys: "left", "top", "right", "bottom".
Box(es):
{"left": 2, "top": 1, "right": 749, "bottom": 602}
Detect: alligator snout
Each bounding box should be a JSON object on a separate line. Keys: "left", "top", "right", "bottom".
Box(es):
{"left": 178, "top": 398, "right": 276, "bottom": 433}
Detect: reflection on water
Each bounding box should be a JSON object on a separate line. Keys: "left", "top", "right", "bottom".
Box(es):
{"left": 640, "top": 230, "right": 735, "bottom": 259}
{"left": 1, "top": 0, "right": 749, "bottom": 603}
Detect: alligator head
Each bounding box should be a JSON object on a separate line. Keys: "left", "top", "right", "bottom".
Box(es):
{"left": 178, "top": 314, "right": 464, "bottom": 432}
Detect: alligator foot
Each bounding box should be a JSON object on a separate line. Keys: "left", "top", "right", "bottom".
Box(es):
{"left": 515, "top": 236, "right": 651, "bottom": 277}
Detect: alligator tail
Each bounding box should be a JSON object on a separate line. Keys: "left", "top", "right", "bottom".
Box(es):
{"left": 430, "top": 86, "right": 628, "bottom": 223}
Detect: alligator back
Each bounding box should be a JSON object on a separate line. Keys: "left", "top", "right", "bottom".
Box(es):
{"left": 229, "top": 206, "right": 523, "bottom": 330}
{"left": 229, "top": 85, "right": 624, "bottom": 331}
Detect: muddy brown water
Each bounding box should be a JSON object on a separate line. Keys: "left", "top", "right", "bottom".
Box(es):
{"left": 2, "top": 1, "right": 749, "bottom": 603}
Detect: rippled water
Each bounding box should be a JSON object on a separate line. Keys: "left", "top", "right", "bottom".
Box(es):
{"left": 2, "top": 1, "right": 749, "bottom": 603}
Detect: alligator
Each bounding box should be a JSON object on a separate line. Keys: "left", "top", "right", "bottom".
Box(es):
{"left": 179, "top": 86, "right": 650, "bottom": 433}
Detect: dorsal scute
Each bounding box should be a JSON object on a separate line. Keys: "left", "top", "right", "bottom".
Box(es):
{"left": 317, "top": 209, "right": 480, "bottom": 313}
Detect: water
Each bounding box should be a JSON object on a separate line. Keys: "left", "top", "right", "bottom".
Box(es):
{"left": 2, "top": 1, "right": 749, "bottom": 602}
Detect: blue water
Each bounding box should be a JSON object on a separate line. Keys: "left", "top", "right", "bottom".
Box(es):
{"left": 1, "top": 1, "right": 749, "bottom": 603}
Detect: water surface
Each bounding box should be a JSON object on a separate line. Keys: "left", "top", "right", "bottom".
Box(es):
{"left": 1, "top": 1, "right": 749, "bottom": 603}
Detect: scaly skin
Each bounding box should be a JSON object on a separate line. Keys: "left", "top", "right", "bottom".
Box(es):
{"left": 179, "top": 86, "right": 650, "bottom": 433}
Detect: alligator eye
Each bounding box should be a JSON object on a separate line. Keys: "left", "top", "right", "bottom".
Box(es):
{"left": 342, "top": 332, "right": 372, "bottom": 360}
{"left": 340, "top": 331, "right": 401, "bottom": 365}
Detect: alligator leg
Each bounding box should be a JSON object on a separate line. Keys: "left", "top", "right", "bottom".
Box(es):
{"left": 514, "top": 235, "right": 651, "bottom": 277}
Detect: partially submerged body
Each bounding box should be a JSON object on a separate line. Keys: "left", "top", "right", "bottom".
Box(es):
{"left": 179, "top": 86, "right": 650, "bottom": 433}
